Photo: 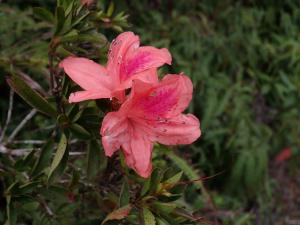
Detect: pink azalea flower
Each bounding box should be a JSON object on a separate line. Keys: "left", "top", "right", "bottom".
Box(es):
{"left": 100, "top": 74, "right": 201, "bottom": 178}
{"left": 59, "top": 32, "right": 171, "bottom": 103}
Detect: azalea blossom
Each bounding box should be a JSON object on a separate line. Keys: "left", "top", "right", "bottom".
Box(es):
{"left": 101, "top": 74, "right": 201, "bottom": 178}
{"left": 59, "top": 32, "right": 171, "bottom": 103}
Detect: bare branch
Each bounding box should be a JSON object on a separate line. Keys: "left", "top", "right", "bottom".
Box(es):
{"left": 7, "top": 109, "right": 37, "bottom": 143}
{"left": 0, "top": 89, "right": 14, "bottom": 142}
{"left": 10, "top": 140, "right": 46, "bottom": 145}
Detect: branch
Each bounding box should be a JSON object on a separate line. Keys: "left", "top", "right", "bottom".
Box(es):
{"left": 0, "top": 89, "right": 14, "bottom": 142}
{"left": 7, "top": 109, "right": 37, "bottom": 143}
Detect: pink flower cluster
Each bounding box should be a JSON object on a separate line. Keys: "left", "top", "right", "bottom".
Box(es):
{"left": 60, "top": 32, "right": 201, "bottom": 178}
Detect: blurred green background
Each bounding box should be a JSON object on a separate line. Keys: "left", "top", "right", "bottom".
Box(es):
{"left": 1, "top": 0, "right": 300, "bottom": 224}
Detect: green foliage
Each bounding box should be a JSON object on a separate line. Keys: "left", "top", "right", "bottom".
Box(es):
{"left": 124, "top": 0, "right": 300, "bottom": 194}
{"left": 0, "top": 1, "right": 300, "bottom": 225}
{"left": 6, "top": 75, "right": 57, "bottom": 117}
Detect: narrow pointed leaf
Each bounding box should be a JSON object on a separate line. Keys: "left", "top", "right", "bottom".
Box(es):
{"left": 87, "top": 139, "right": 106, "bottom": 179}
{"left": 31, "top": 138, "right": 55, "bottom": 176}
{"left": 69, "top": 123, "right": 91, "bottom": 139}
{"left": 48, "top": 134, "right": 68, "bottom": 181}
{"left": 55, "top": 6, "right": 65, "bottom": 35}
{"left": 163, "top": 171, "right": 183, "bottom": 189}
{"left": 152, "top": 202, "right": 176, "bottom": 214}
{"left": 143, "top": 208, "right": 156, "bottom": 225}
{"left": 156, "top": 217, "right": 169, "bottom": 225}
{"left": 119, "top": 179, "right": 130, "bottom": 207}
{"left": 6, "top": 75, "right": 57, "bottom": 117}
{"left": 33, "top": 7, "right": 54, "bottom": 23}
{"left": 101, "top": 204, "right": 132, "bottom": 225}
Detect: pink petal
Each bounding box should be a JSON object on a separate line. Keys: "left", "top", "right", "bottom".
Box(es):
{"left": 106, "top": 32, "right": 140, "bottom": 85}
{"left": 125, "top": 74, "right": 193, "bottom": 119}
{"left": 137, "top": 69, "right": 159, "bottom": 84}
{"left": 101, "top": 111, "right": 153, "bottom": 178}
{"left": 119, "top": 46, "right": 171, "bottom": 82}
{"left": 122, "top": 124, "right": 153, "bottom": 178}
{"left": 160, "top": 74, "right": 193, "bottom": 116}
{"left": 101, "top": 112, "right": 129, "bottom": 157}
{"left": 60, "top": 57, "right": 112, "bottom": 91}
{"left": 151, "top": 114, "right": 201, "bottom": 145}
{"left": 69, "top": 90, "right": 111, "bottom": 103}
{"left": 118, "top": 69, "right": 159, "bottom": 91}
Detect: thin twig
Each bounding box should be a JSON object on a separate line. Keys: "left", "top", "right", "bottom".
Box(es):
{"left": 0, "top": 147, "right": 40, "bottom": 156}
{"left": 11, "top": 140, "right": 45, "bottom": 145}
{"left": 0, "top": 146, "right": 85, "bottom": 157}
{"left": 48, "top": 38, "right": 63, "bottom": 114}
{"left": 37, "top": 196, "right": 54, "bottom": 217}
{"left": 7, "top": 109, "right": 37, "bottom": 143}
{"left": 0, "top": 89, "right": 14, "bottom": 142}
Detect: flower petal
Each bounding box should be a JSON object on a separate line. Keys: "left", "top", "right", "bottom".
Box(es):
{"left": 119, "top": 46, "right": 171, "bottom": 82}
{"left": 125, "top": 74, "right": 193, "bottom": 119}
{"left": 101, "top": 112, "right": 153, "bottom": 178}
{"left": 101, "top": 112, "right": 129, "bottom": 157}
{"left": 151, "top": 114, "right": 201, "bottom": 145}
{"left": 106, "top": 32, "right": 140, "bottom": 85}
{"left": 69, "top": 90, "right": 111, "bottom": 103}
{"left": 60, "top": 57, "right": 112, "bottom": 91}
{"left": 122, "top": 124, "right": 153, "bottom": 178}
{"left": 118, "top": 69, "right": 159, "bottom": 91}
{"left": 137, "top": 69, "right": 159, "bottom": 84}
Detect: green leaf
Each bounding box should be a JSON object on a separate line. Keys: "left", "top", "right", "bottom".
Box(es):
{"left": 78, "top": 33, "right": 107, "bottom": 44}
{"left": 59, "top": 29, "right": 79, "bottom": 42}
{"left": 101, "top": 204, "right": 132, "bottom": 225}
{"left": 48, "top": 133, "right": 68, "bottom": 182}
{"left": 143, "top": 208, "right": 156, "bottom": 225}
{"left": 173, "top": 208, "right": 197, "bottom": 221}
{"left": 141, "top": 176, "right": 151, "bottom": 196}
{"left": 107, "top": 2, "right": 114, "bottom": 17}
{"left": 156, "top": 217, "right": 169, "bottom": 225}
{"left": 119, "top": 179, "right": 130, "bottom": 207}
{"left": 69, "top": 169, "right": 80, "bottom": 190}
{"left": 72, "top": 12, "right": 90, "bottom": 28}
{"left": 87, "top": 139, "right": 106, "bottom": 179}
{"left": 149, "top": 168, "right": 162, "bottom": 195}
{"left": 6, "top": 75, "right": 57, "bottom": 117}
{"left": 244, "top": 153, "right": 257, "bottom": 191}
{"left": 163, "top": 171, "right": 183, "bottom": 189}
{"left": 31, "top": 138, "right": 55, "bottom": 176}
{"left": 33, "top": 7, "right": 54, "bottom": 23}
{"left": 14, "top": 150, "right": 36, "bottom": 171}
{"left": 6, "top": 182, "right": 19, "bottom": 195}
{"left": 18, "top": 181, "right": 40, "bottom": 195}
{"left": 152, "top": 202, "right": 176, "bottom": 214}
{"left": 5, "top": 195, "right": 17, "bottom": 225}
{"left": 55, "top": 6, "right": 65, "bottom": 35}
{"left": 69, "top": 123, "right": 91, "bottom": 139}
{"left": 167, "top": 151, "right": 208, "bottom": 198}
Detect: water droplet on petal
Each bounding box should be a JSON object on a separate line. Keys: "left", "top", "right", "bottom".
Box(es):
{"left": 133, "top": 43, "right": 139, "bottom": 49}
{"left": 117, "top": 56, "right": 122, "bottom": 65}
